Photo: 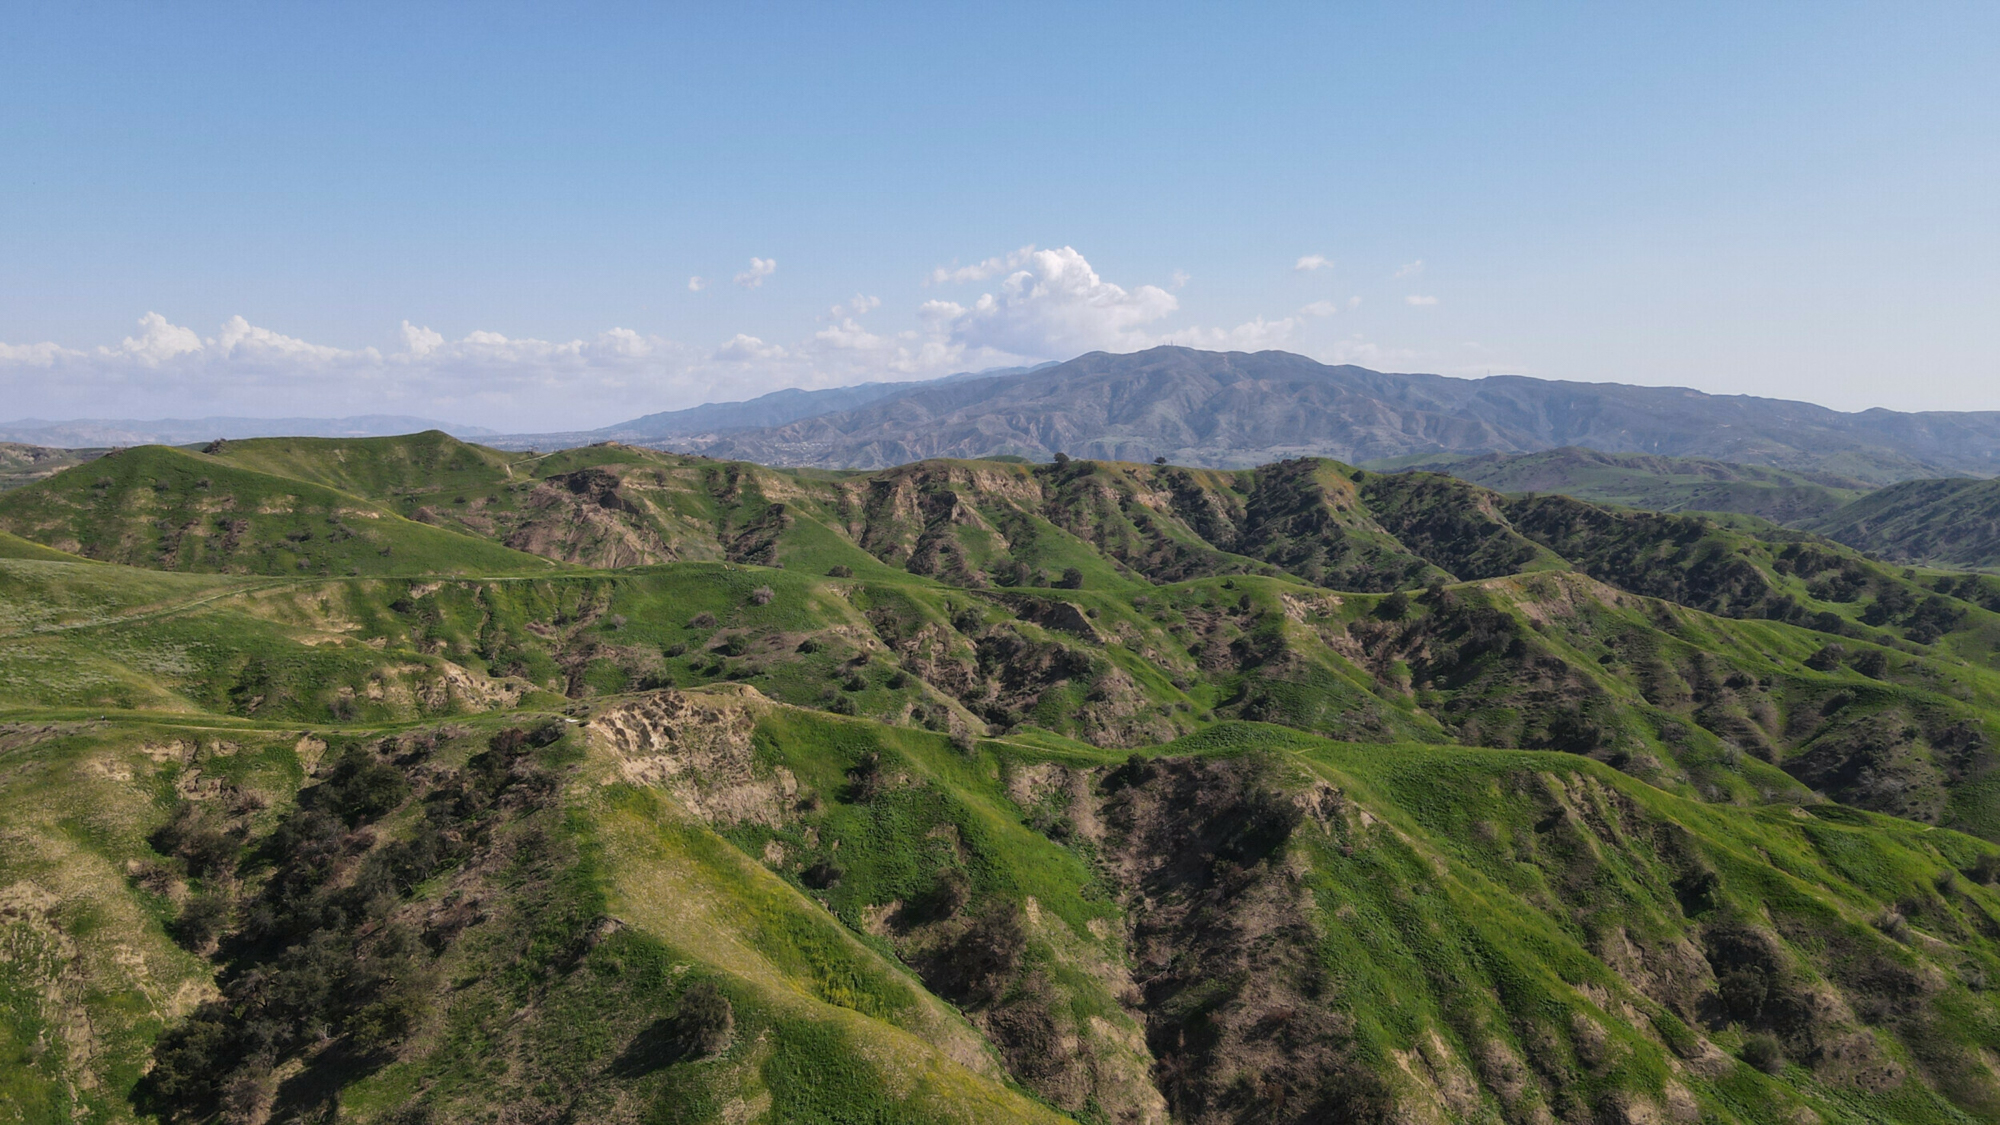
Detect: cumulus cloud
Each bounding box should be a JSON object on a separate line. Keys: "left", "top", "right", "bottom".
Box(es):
{"left": 927, "top": 246, "right": 1036, "bottom": 286}
{"left": 711, "top": 334, "right": 788, "bottom": 362}
{"left": 1159, "top": 316, "right": 1301, "bottom": 352}
{"left": 1301, "top": 300, "right": 1340, "bottom": 318}
{"left": 1170, "top": 269, "right": 1191, "bottom": 289}
{"left": 687, "top": 276, "right": 708, "bottom": 292}
{"left": 1294, "top": 254, "right": 1331, "bottom": 272}
{"left": 734, "top": 257, "right": 777, "bottom": 288}
{"left": 1405, "top": 295, "right": 1438, "bottom": 306}
{"left": 0, "top": 312, "right": 690, "bottom": 431}
{"left": 1319, "top": 334, "right": 1419, "bottom": 368}
{"left": 1395, "top": 259, "right": 1425, "bottom": 278}
{"left": 830, "top": 294, "right": 881, "bottom": 318}
{"left": 927, "top": 246, "right": 1179, "bottom": 361}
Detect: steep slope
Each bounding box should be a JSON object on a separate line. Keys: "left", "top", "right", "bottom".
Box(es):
{"left": 672, "top": 347, "right": 2000, "bottom": 480}
{"left": 12, "top": 692, "right": 2000, "bottom": 1123}
{"left": 1810, "top": 477, "right": 2000, "bottom": 571}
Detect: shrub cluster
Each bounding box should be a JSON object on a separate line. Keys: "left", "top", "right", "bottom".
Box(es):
{"left": 135, "top": 723, "right": 567, "bottom": 1121}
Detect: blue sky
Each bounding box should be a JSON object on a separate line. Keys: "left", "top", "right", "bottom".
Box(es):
{"left": 2, "top": 2, "right": 1995, "bottom": 430}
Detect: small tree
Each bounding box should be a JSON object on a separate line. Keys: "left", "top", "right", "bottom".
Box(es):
{"left": 750, "top": 585, "right": 774, "bottom": 606}
{"left": 1057, "top": 567, "right": 1084, "bottom": 590}
{"left": 1052, "top": 451, "right": 1070, "bottom": 465}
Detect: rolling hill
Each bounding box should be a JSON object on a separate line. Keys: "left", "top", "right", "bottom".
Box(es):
{"left": 1809, "top": 477, "right": 2000, "bottom": 573}
{"left": 8, "top": 432, "right": 2000, "bottom": 1123}
{"left": 1373, "top": 447, "right": 1873, "bottom": 524}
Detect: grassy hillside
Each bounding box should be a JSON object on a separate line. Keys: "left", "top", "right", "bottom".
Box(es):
{"left": 11, "top": 694, "right": 2000, "bottom": 1123}
{"left": 1808, "top": 477, "right": 2000, "bottom": 572}
{"left": 0, "top": 443, "right": 108, "bottom": 492}
{"left": 1373, "top": 447, "right": 1871, "bottom": 524}
{"left": 0, "top": 444, "right": 558, "bottom": 577}
{"left": 10, "top": 433, "right": 2000, "bottom": 1122}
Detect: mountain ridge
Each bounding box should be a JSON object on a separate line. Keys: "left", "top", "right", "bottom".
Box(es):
{"left": 559, "top": 347, "right": 2000, "bottom": 482}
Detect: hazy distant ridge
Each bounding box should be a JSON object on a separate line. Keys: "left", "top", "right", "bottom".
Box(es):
{"left": 0, "top": 414, "right": 495, "bottom": 447}
{"left": 645, "top": 347, "right": 2000, "bottom": 483}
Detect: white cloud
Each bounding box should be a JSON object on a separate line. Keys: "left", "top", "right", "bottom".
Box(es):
{"left": 1349, "top": 296, "right": 1363, "bottom": 309}
{"left": 733, "top": 257, "right": 777, "bottom": 288}
{"left": 830, "top": 294, "right": 881, "bottom": 318}
{"left": 812, "top": 318, "right": 893, "bottom": 353}
{"left": 114, "top": 311, "right": 205, "bottom": 363}
{"left": 1159, "top": 316, "right": 1301, "bottom": 352}
{"left": 401, "top": 321, "right": 445, "bottom": 356}
{"left": 712, "top": 333, "right": 788, "bottom": 362}
{"left": 1294, "top": 254, "right": 1331, "bottom": 272}
{"left": 0, "top": 312, "right": 689, "bottom": 431}
{"left": 1405, "top": 295, "right": 1438, "bottom": 306}
{"left": 929, "top": 245, "right": 1179, "bottom": 361}
{"left": 1395, "top": 259, "right": 1425, "bottom": 278}
{"left": 1170, "top": 269, "right": 1191, "bottom": 289}
{"left": 687, "top": 276, "right": 708, "bottom": 292}
{"left": 0, "top": 340, "right": 67, "bottom": 366}
{"left": 927, "top": 245, "right": 1036, "bottom": 286}
{"left": 0, "top": 245, "right": 1410, "bottom": 431}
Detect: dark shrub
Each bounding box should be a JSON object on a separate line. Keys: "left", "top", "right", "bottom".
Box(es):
{"left": 845, "top": 752, "right": 885, "bottom": 801}
{"left": 168, "top": 892, "right": 231, "bottom": 951}
{"left": 688, "top": 611, "right": 717, "bottom": 629}
{"left": 611, "top": 982, "right": 735, "bottom": 1076}
{"left": 1966, "top": 852, "right": 2000, "bottom": 885}
{"left": 1851, "top": 649, "right": 1888, "bottom": 678}
{"left": 1376, "top": 590, "right": 1410, "bottom": 621}
{"left": 1805, "top": 644, "right": 1846, "bottom": 671}
{"left": 311, "top": 745, "right": 410, "bottom": 826}
{"left": 1741, "top": 1032, "right": 1784, "bottom": 1074}
{"left": 826, "top": 564, "right": 853, "bottom": 578}
{"left": 149, "top": 803, "right": 239, "bottom": 879}
{"left": 1056, "top": 567, "right": 1084, "bottom": 590}
{"left": 750, "top": 585, "right": 774, "bottom": 606}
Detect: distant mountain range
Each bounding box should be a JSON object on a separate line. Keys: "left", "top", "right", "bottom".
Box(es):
{"left": 513, "top": 347, "right": 1999, "bottom": 484}
{"left": 483, "top": 364, "right": 1055, "bottom": 449}
{"left": 0, "top": 414, "right": 495, "bottom": 447}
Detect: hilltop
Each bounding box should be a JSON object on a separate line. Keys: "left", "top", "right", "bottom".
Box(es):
{"left": 7, "top": 431, "right": 2000, "bottom": 1123}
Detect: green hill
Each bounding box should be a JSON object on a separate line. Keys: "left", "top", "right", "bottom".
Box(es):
{"left": 0, "top": 443, "right": 558, "bottom": 577}
{"left": 0, "top": 442, "right": 107, "bottom": 492}
{"left": 9, "top": 433, "right": 2000, "bottom": 1122}
{"left": 1808, "top": 477, "right": 2000, "bottom": 572}
{"left": 1371, "top": 446, "right": 1872, "bottom": 524}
